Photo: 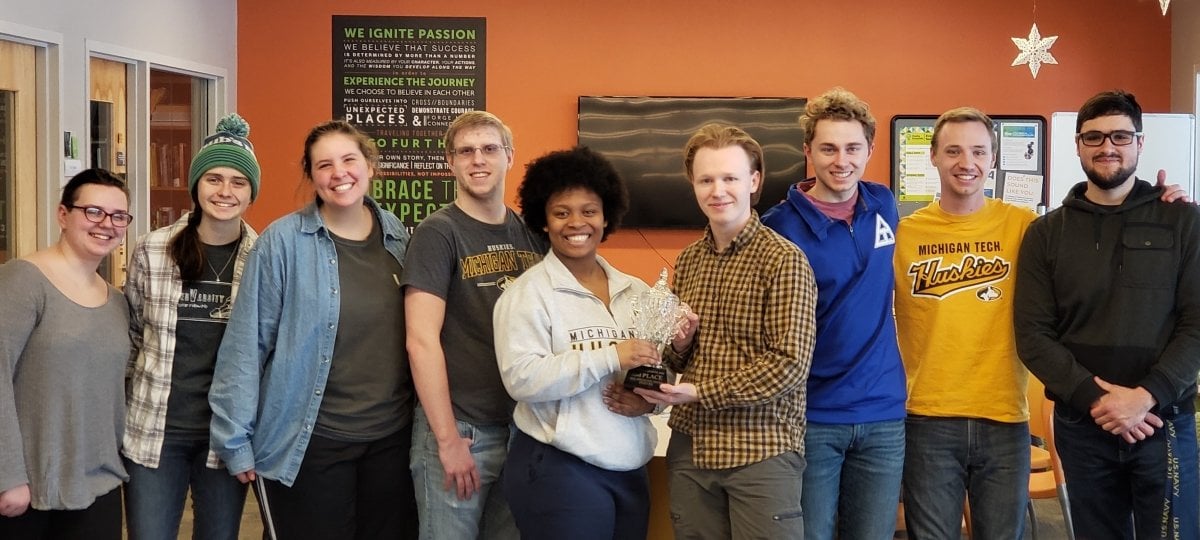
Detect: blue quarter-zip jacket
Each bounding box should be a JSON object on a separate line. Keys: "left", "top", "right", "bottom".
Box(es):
{"left": 761, "top": 180, "right": 907, "bottom": 424}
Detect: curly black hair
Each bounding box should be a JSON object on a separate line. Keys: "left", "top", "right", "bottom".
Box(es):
{"left": 518, "top": 146, "right": 629, "bottom": 242}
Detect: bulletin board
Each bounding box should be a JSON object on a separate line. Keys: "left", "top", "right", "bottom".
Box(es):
{"left": 891, "top": 115, "right": 1048, "bottom": 217}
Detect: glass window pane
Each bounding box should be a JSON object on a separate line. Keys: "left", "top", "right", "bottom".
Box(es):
{"left": 149, "top": 69, "right": 209, "bottom": 229}
{"left": 90, "top": 100, "right": 113, "bottom": 171}
{"left": 0, "top": 90, "right": 12, "bottom": 264}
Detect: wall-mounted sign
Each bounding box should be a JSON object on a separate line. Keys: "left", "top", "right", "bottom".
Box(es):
{"left": 333, "top": 15, "right": 486, "bottom": 231}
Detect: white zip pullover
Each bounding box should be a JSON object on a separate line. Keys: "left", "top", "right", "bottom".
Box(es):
{"left": 494, "top": 251, "right": 656, "bottom": 471}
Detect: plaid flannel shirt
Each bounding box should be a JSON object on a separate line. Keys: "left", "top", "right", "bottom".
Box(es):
{"left": 664, "top": 215, "right": 817, "bottom": 469}
{"left": 122, "top": 214, "right": 257, "bottom": 469}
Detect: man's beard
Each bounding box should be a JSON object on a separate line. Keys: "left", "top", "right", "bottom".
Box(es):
{"left": 1084, "top": 158, "right": 1137, "bottom": 191}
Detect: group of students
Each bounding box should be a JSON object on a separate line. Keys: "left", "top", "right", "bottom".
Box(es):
{"left": 757, "top": 87, "right": 1200, "bottom": 540}
{"left": 1, "top": 87, "right": 1198, "bottom": 540}
{"left": 0, "top": 109, "right": 674, "bottom": 540}
{"left": 0, "top": 114, "right": 413, "bottom": 539}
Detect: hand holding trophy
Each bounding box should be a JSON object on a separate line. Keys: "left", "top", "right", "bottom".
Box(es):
{"left": 624, "top": 268, "right": 691, "bottom": 390}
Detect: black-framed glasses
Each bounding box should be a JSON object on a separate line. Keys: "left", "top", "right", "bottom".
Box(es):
{"left": 67, "top": 205, "right": 133, "bottom": 227}
{"left": 1077, "top": 130, "right": 1142, "bottom": 147}
{"left": 451, "top": 144, "right": 511, "bottom": 159}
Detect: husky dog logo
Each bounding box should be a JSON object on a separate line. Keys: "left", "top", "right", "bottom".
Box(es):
{"left": 874, "top": 214, "right": 896, "bottom": 248}
{"left": 210, "top": 298, "right": 233, "bottom": 320}
{"left": 976, "top": 285, "right": 1002, "bottom": 302}
{"left": 906, "top": 254, "right": 1010, "bottom": 299}
{"left": 477, "top": 274, "right": 516, "bottom": 291}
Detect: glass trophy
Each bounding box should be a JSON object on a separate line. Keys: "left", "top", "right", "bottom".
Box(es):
{"left": 624, "top": 268, "right": 687, "bottom": 390}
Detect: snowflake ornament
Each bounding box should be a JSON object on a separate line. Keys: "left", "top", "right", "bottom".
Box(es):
{"left": 1011, "top": 23, "right": 1058, "bottom": 79}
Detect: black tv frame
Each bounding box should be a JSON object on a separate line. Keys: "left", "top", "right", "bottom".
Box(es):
{"left": 578, "top": 96, "right": 807, "bottom": 229}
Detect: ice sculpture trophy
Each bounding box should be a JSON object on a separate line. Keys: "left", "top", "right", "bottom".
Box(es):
{"left": 624, "top": 268, "right": 686, "bottom": 390}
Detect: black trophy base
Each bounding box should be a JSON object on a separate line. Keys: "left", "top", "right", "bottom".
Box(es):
{"left": 624, "top": 365, "right": 668, "bottom": 391}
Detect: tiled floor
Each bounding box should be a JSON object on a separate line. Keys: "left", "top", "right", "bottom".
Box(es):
{"left": 1023, "top": 498, "right": 1071, "bottom": 539}
{"left": 177, "top": 490, "right": 261, "bottom": 540}
{"left": 176, "top": 492, "right": 1073, "bottom": 539}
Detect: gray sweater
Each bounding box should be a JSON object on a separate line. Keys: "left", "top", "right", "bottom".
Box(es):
{"left": 0, "top": 260, "right": 130, "bottom": 510}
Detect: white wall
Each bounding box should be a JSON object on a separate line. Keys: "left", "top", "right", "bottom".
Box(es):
{"left": 1, "top": 0, "right": 238, "bottom": 124}
{"left": 0, "top": 0, "right": 237, "bottom": 246}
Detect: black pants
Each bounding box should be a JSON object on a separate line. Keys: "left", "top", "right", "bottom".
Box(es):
{"left": 261, "top": 425, "right": 417, "bottom": 540}
{"left": 0, "top": 486, "right": 122, "bottom": 540}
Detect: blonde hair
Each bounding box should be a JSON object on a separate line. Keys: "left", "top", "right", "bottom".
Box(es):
{"left": 443, "top": 110, "right": 514, "bottom": 158}
{"left": 931, "top": 107, "right": 995, "bottom": 154}
{"left": 798, "top": 87, "right": 876, "bottom": 146}
{"left": 683, "top": 123, "right": 765, "bottom": 204}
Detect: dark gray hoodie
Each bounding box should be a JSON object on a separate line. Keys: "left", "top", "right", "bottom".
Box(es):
{"left": 1015, "top": 178, "right": 1200, "bottom": 414}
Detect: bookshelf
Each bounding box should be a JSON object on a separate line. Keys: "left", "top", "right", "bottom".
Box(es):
{"left": 149, "top": 69, "right": 205, "bottom": 229}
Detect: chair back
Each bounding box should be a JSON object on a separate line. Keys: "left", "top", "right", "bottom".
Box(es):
{"left": 1027, "top": 376, "right": 1048, "bottom": 441}
{"left": 1043, "top": 396, "right": 1067, "bottom": 486}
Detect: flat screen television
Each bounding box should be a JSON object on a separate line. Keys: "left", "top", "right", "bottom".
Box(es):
{"left": 578, "top": 96, "right": 807, "bottom": 229}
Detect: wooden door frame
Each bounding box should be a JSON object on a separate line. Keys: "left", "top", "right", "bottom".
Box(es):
{"left": 89, "top": 55, "right": 131, "bottom": 284}
{"left": 0, "top": 39, "right": 38, "bottom": 260}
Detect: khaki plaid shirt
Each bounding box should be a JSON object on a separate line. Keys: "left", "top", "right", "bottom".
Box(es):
{"left": 665, "top": 216, "right": 816, "bottom": 469}
{"left": 122, "top": 214, "right": 257, "bottom": 469}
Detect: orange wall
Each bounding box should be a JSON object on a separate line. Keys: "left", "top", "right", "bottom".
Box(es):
{"left": 238, "top": 0, "right": 1170, "bottom": 283}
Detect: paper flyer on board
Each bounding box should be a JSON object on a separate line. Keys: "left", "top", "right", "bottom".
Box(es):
{"left": 1001, "top": 172, "right": 1043, "bottom": 210}
{"left": 999, "top": 122, "right": 1039, "bottom": 172}
{"left": 898, "top": 126, "right": 937, "bottom": 202}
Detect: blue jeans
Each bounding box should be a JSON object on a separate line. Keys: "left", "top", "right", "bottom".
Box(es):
{"left": 903, "top": 416, "right": 1029, "bottom": 539}
{"left": 123, "top": 437, "right": 248, "bottom": 540}
{"left": 1054, "top": 401, "right": 1199, "bottom": 539}
{"left": 409, "top": 406, "right": 518, "bottom": 540}
{"left": 503, "top": 430, "right": 650, "bottom": 540}
{"left": 802, "top": 419, "right": 904, "bottom": 540}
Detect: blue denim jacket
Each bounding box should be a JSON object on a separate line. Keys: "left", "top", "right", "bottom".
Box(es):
{"left": 209, "top": 198, "right": 409, "bottom": 486}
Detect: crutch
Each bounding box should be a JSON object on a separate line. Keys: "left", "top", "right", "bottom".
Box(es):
{"left": 252, "top": 476, "right": 280, "bottom": 540}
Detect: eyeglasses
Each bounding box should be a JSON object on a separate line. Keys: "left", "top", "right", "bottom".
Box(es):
{"left": 67, "top": 205, "right": 133, "bottom": 227}
{"left": 1077, "top": 130, "right": 1142, "bottom": 147}
{"left": 451, "top": 144, "right": 511, "bottom": 159}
